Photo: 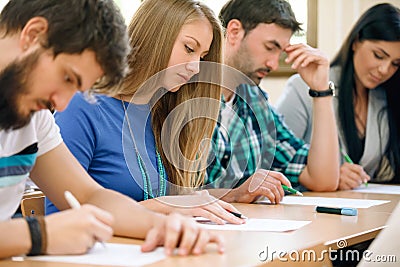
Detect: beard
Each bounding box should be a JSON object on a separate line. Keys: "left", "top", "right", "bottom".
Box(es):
{"left": 229, "top": 42, "right": 270, "bottom": 86}
{"left": 0, "top": 51, "right": 41, "bottom": 130}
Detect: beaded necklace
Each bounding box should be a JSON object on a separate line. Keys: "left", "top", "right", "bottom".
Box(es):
{"left": 121, "top": 99, "right": 167, "bottom": 200}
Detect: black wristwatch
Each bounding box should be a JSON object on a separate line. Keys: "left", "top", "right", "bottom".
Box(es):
{"left": 308, "top": 81, "right": 335, "bottom": 97}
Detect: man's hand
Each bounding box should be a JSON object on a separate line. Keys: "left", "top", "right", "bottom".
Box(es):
{"left": 227, "top": 170, "right": 291, "bottom": 203}
{"left": 285, "top": 44, "right": 329, "bottom": 91}
{"left": 141, "top": 213, "right": 224, "bottom": 256}
{"left": 45, "top": 204, "right": 114, "bottom": 255}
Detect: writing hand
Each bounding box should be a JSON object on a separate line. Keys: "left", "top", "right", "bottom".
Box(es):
{"left": 228, "top": 169, "right": 291, "bottom": 204}
{"left": 45, "top": 205, "right": 113, "bottom": 255}
{"left": 339, "top": 162, "right": 371, "bottom": 190}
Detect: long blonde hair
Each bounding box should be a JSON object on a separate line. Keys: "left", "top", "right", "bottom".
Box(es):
{"left": 119, "top": 0, "right": 223, "bottom": 191}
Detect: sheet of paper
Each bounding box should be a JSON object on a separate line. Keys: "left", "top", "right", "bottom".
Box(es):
{"left": 197, "top": 218, "right": 311, "bottom": 232}
{"left": 257, "top": 196, "right": 389, "bottom": 208}
{"left": 27, "top": 243, "right": 165, "bottom": 266}
{"left": 352, "top": 184, "right": 400, "bottom": 195}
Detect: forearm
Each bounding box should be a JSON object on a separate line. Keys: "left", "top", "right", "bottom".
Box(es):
{"left": 207, "top": 188, "right": 237, "bottom": 203}
{"left": 87, "top": 188, "right": 162, "bottom": 239}
{"left": 0, "top": 219, "right": 31, "bottom": 259}
{"left": 302, "top": 97, "right": 339, "bottom": 191}
{"left": 140, "top": 197, "right": 179, "bottom": 214}
{"left": 140, "top": 199, "right": 164, "bottom": 213}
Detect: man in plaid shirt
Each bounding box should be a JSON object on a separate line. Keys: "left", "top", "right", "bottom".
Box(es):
{"left": 206, "top": 0, "right": 340, "bottom": 203}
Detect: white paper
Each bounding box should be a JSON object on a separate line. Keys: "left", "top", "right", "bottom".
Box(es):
{"left": 352, "top": 184, "right": 400, "bottom": 195}
{"left": 257, "top": 196, "right": 389, "bottom": 208}
{"left": 196, "top": 218, "right": 311, "bottom": 232}
{"left": 27, "top": 243, "right": 166, "bottom": 266}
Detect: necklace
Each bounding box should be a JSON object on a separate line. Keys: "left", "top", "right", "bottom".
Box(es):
{"left": 121, "top": 99, "right": 167, "bottom": 200}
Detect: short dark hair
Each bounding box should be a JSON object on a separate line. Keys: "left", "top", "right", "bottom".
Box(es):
{"left": 219, "top": 0, "right": 302, "bottom": 35}
{"left": 0, "top": 0, "right": 130, "bottom": 92}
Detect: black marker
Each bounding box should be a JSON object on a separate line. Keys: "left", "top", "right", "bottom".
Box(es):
{"left": 316, "top": 206, "right": 358, "bottom": 216}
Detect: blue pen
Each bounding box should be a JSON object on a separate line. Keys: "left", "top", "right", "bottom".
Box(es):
{"left": 316, "top": 206, "right": 358, "bottom": 216}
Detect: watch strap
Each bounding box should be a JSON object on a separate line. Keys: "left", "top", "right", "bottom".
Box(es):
{"left": 308, "top": 81, "right": 335, "bottom": 97}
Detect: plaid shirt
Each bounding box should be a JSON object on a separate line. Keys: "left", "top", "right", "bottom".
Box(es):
{"left": 206, "top": 84, "right": 309, "bottom": 189}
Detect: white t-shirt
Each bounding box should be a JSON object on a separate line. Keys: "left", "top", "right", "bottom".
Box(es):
{"left": 220, "top": 96, "right": 235, "bottom": 141}
{"left": 0, "top": 110, "right": 62, "bottom": 221}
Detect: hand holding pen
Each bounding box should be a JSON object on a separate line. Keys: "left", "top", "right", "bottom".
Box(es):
{"left": 282, "top": 185, "right": 303, "bottom": 196}
{"left": 339, "top": 149, "right": 370, "bottom": 190}
{"left": 232, "top": 170, "right": 291, "bottom": 204}
{"left": 64, "top": 191, "right": 112, "bottom": 249}
{"left": 40, "top": 192, "right": 113, "bottom": 255}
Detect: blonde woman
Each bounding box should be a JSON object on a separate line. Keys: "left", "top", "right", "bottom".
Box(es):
{"left": 47, "top": 0, "right": 245, "bottom": 225}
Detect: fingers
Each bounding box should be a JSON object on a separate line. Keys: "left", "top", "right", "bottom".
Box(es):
{"left": 161, "top": 195, "right": 245, "bottom": 225}
{"left": 267, "top": 171, "right": 292, "bottom": 187}
{"left": 192, "top": 230, "right": 225, "bottom": 255}
{"left": 81, "top": 205, "right": 114, "bottom": 242}
{"left": 83, "top": 204, "right": 114, "bottom": 226}
{"left": 360, "top": 170, "right": 371, "bottom": 183}
{"left": 191, "top": 229, "right": 210, "bottom": 255}
{"left": 163, "top": 214, "right": 183, "bottom": 256}
{"left": 284, "top": 44, "right": 329, "bottom": 90}
{"left": 285, "top": 44, "right": 328, "bottom": 68}
{"left": 177, "top": 219, "right": 199, "bottom": 256}
{"left": 195, "top": 208, "right": 227, "bottom": 225}
{"left": 217, "top": 200, "right": 241, "bottom": 214}
{"left": 141, "top": 227, "right": 162, "bottom": 253}
{"left": 142, "top": 213, "right": 225, "bottom": 256}
{"left": 196, "top": 192, "right": 244, "bottom": 224}
{"left": 90, "top": 217, "right": 114, "bottom": 243}
{"left": 339, "top": 163, "right": 369, "bottom": 189}
{"left": 189, "top": 193, "right": 245, "bottom": 224}
{"left": 248, "top": 170, "right": 287, "bottom": 204}
{"left": 201, "top": 202, "right": 244, "bottom": 225}
{"left": 174, "top": 216, "right": 225, "bottom": 256}
{"left": 338, "top": 177, "right": 357, "bottom": 190}
{"left": 45, "top": 206, "right": 114, "bottom": 255}
{"left": 208, "top": 231, "right": 225, "bottom": 254}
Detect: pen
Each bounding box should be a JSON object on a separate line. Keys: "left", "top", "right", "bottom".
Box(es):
{"left": 316, "top": 206, "right": 358, "bottom": 216}
{"left": 228, "top": 210, "right": 248, "bottom": 219}
{"left": 64, "top": 191, "right": 107, "bottom": 248}
{"left": 340, "top": 148, "right": 368, "bottom": 187}
{"left": 64, "top": 191, "right": 81, "bottom": 209}
{"left": 282, "top": 185, "right": 303, "bottom": 196}
{"left": 340, "top": 148, "right": 354, "bottom": 164}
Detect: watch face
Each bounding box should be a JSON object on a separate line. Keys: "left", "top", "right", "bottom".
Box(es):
{"left": 329, "top": 81, "right": 336, "bottom": 96}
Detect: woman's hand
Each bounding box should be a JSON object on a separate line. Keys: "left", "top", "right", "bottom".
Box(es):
{"left": 338, "top": 162, "right": 371, "bottom": 190}
{"left": 142, "top": 191, "right": 245, "bottom": 225}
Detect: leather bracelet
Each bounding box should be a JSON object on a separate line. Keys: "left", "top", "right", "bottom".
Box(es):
{"left": 26, "top": 216, "right": 42, "bottom": 256}
{"left": 37, "top": 216, "right": 47, "bottom": 254}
